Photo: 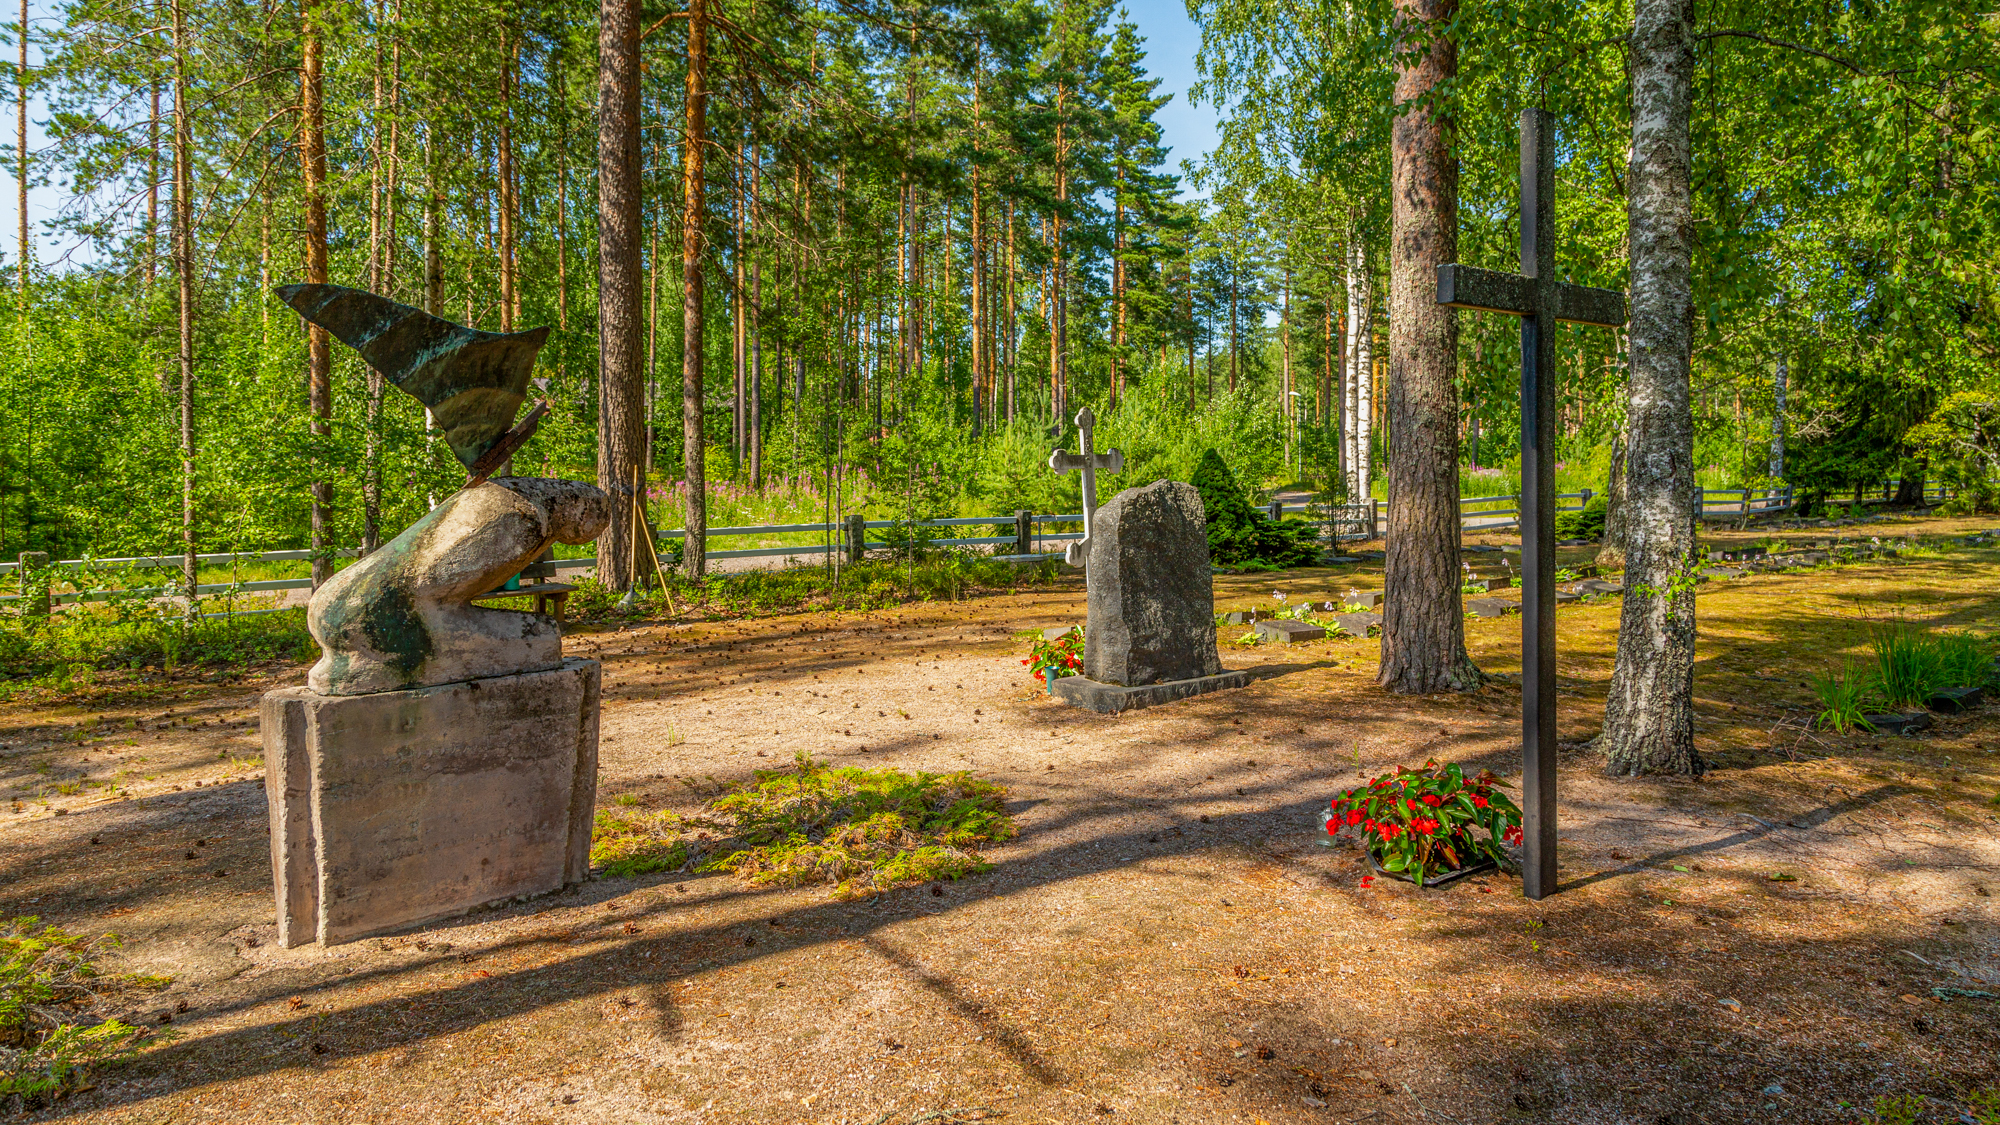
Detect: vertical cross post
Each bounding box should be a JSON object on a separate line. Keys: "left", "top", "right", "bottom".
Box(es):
{"left": 1048, "top": 407, "right": 1124, "bottom": 566}
{"left": 1437, "top": 107, "right": 1627, "bottom": 901}
{"left": 1518, "top": 109, "right": 1558, "bottom": 903}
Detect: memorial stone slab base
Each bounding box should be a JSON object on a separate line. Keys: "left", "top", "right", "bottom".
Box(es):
{"left": 1051, "top": 669, "right": 1252, "bottom": 714}
{"left": 261, "top": 658, "right": 601, "bottom": 948}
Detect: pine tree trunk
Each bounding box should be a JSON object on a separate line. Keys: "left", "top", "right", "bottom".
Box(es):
{"left": 301, "top": 0, "right": 334, "bottom": 589}
{"left": 1379, "top": 0, "right": 1477, "bottom": 695}
{"left": 497, "top": 22, "right": 516, "bottom": 333}
{"left": 1603, "top": 0, "right": 1700, "bottom": 776}
{"left": 171, "top": 0, "right": 196, "bottom": 621}
{"left": 16, "top": 0, "right": 27, "bottom": 299}
{"left": 596, "top": 0, "right": 644, "bottom": 590}
{"left": 361, "top": 0, "right": 387, "bottom": 553}
{"left": 679, "top": 0, "right": 710, "bottom": 576}
{"left": 749, "top": 147, "right": 762, "bottom": 486}
{"left": 147, "top": 84, "right": 159, "bottom": 291}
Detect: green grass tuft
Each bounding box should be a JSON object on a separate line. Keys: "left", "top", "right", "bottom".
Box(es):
{"left": 590, "top": 754, "right": 1016, "bottom": 899}
{"left": 1933, "top": 630, "right": 1989, "bottom": 689}
{"left": 1869, "top": 619, "right": 1946, "bottom": 710}
{"left": 1, "top": 917, "right": 166, "bottom": 1105}
{"left": 1810, "top": 663, "right": 1876, "bottom": 733}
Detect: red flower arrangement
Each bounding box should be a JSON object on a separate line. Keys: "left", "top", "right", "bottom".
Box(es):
{"left": 1324, "top": 760, "right": 1524, "bottom": 887}
{"left": 1024, "top": 627, "right": 1085, "bottom": 684}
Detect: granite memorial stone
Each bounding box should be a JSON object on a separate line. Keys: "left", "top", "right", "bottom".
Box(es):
{"left": 1051, "top": 480, "right": 1250, "bottom": 713}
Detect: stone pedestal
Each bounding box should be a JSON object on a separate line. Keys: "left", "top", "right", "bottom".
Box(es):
{"left": 261, "top": 658, "right": 601, "bottom": 948}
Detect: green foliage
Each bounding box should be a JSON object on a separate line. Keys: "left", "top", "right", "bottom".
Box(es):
{"left": 1555, "top": 498, "right": 1608, "bottom": 541}
{"left": 1869, "top": 620, "right": 1948, "bottom": 709}
{"left": 0, "top": 918, "right": 159, "bottom": 1105}
{"left": 1326, "top": 761, "right": 1523, "bottom": 887}
{"left": 1864, "top": 1094, "right": 1926, "bottom": 1125}
{"left": 1189, "top": 449, "right": 1320, "bottom": 569}
{"left": 1933, "top": 631, "right": 1990, "bottom": 689}
{"left": 1810, "top": 664, "right": 1875, "bottom": 733}
{"left": 0, "top": 607, "right": 313, "bottom": 683}
{"left": 591, "top": 754, "right": 1016, "bottom": 899}
{"left": 558, "top": 553, "right": 1060, "bottom": 625}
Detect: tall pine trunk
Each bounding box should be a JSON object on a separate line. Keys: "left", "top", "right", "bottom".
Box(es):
{"left": 15, "top": 0, "right": 26, "bottom": 299}
{"left": 301, "top": 0, "right": 333, "bottom": 589}
{"left": 596, "top": 0, "right": 644, "bottom": 590}
{"left": 170, "top": 0, "right": 196, "bottom": 621}
{"left": 1378, "top": 0, "right": 1477, "bottom": 695}
{"left": 679, "top": 0, "right": 710, "bottom": 576}
{"left": 1603, "top": 0, "right": 1700, "bottom": 776}
{"left": 361, "top": 0, "right": 389, "bottom": 553}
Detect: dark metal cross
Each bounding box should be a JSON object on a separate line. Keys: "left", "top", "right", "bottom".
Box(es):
{"left": 1437, "top": 108, "right": 1627, "bottom": 902}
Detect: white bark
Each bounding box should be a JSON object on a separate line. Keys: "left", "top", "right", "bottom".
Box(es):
{"left": 1603, "top": 0, "right": 1700, "bottom": 776}
{"left": 1769, "top": 353, "right": 1787, "bottom": 481}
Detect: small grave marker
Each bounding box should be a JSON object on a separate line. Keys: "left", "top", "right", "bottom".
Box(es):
{"left": 1333, "top": 611, "right": 1382, "bottom": 636}
{"left": 1255, "top": 620, "right": 1326, "bottom": 644}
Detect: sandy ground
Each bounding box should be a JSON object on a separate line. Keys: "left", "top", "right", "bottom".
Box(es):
{"left": 4, "top": 511, "right": 1999, "bottom": 1125}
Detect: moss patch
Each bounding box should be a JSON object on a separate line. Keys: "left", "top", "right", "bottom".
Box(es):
{"left": 590, "top": 754, "right": 1016, "bottom": 898}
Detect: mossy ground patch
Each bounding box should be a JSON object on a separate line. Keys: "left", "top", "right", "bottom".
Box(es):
{"left": 591, "top": 753, "right": 1015, "bottom": 898}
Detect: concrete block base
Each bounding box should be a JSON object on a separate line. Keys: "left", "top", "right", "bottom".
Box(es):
{"left": 261, "top": 658, "right": 602, "bottom": 948}
{"left": 1051, "top": 670, "right": 1251, "bottom": 714}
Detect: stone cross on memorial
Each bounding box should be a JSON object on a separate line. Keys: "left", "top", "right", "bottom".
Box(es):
{"left": 1048, "top": 407, "right": 1124, "bottom": 566}
{"left": 1436, "top": 108, "right": 1627, "bottom": 902}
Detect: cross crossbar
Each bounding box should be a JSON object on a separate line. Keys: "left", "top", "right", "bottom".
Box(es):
{"left": 1436, "top": 264, "right": 1626, "bottom": 328}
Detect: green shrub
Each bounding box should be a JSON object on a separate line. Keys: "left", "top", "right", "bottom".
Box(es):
{"left": 1190, "top": 449, "right": 1321, "bottom": 569}
{"left": 1, "top": 918, "right": 161, "bottom": 1106}
{"left": 1555, "top": 498, "right": 1607, "bottom": 540}
{"left": 591, "top": 754, "right": 1016, "bottom": 899}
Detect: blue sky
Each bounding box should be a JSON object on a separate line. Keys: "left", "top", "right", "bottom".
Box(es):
{"left": 2, "top": 0, "right": 1221, "bottom": 274}
{"left": 1116, "top": 0, "right": 1222, "bottom": 194}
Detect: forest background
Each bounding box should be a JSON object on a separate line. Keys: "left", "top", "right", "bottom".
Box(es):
{"left": 0, "top": 0, "right": 1992, "bottom": 577}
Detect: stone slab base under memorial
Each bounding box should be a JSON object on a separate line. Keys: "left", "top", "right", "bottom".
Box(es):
{"left": 261, "top": 657, "right": 602, "bottom": 948}
{"left": 1051, "top": 669, "right": 1252, "bottom": 714}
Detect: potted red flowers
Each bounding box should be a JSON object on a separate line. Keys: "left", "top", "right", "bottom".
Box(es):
{"left": 1324, "top": 760, "right": 1523, "bottom": 887}
{"left": 1024, "top": 626, "right": 1084, "bottom": 691}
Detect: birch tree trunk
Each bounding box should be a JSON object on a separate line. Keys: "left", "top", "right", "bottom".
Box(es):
{"left": 1597, "top": 422, "right": 1628, "bottom": 569}
{"left": 595, "top": 0, "right": 644, "bottom": 590}
{"left": 1355, "top": 261, "right": 1373, "bottom": 501}
{"left": 1379, "top": 0, "right": 1477, "bottom": 695}
{"left": 1603, "top": 0, "right": 1700, "bottom": 776}
{"left": 1768, "top": 353, "right": 1786, "bottom": 481}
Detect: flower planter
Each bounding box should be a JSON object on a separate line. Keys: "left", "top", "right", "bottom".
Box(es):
{"left": 1367, "top": 848, "right": 1496, "bottom": 888}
